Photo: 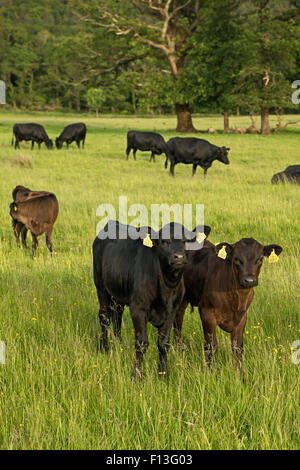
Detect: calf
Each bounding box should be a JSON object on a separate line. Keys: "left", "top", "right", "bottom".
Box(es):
{"left": 126, "top": 131, "right": 169, "bottom": 162}
{"left": 55, "top": 123, "right": 86, "bottom": 149}
{"left": 174, "top": 238, "right": 283, "bottom": 374}
{"left": 271, "top": 165, "right": 300, "bottom": 185}
{"left": 12, "top": 123, "right": 53, "bottom": 149}
{"left": 10, "top": 185, "right": 59, "bottom": 257}
{"left": 166, "top": 137, "right": 230, "bottom": 176}
{"left": 93, "top": 220, "right": 207, "bottom": 378}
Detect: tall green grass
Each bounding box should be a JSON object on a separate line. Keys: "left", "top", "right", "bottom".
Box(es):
{"left": 0, "top": 112, "right": 299, "bottom": 450}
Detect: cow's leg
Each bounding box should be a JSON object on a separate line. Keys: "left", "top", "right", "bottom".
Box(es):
{"left": 15, "top": 138, "right": 19, "bottom": 149}
{"left": 38, "top": 141, "right": 41, "bottom": 149}
{"left": 82, "top": 138, "right": 85, "bottom": 149}
{"left": 45, "top": 227, "right": 53, "bottom": 255}
{"left": 192, "top": 164, "right": 197, "bottom": 177}
{"left": 12, "top": 221, "right": 22, "bottom": 247}
{"left": 21, "top": 225, "right": 28, "bottom": 248}
{"left": 126, "top": 146, "right": 131, "bottom": 160}
{"left": 130, "top": 304, "right": 148, "bottom": 379}
{"left": 200, "top": 308, "right": 218, "bottom": 368}
{"left": 231, "top": 314, "right": 247, "bottom": 378}
{"left": 31, "top": 233, "right": 38, "bottom": 258}
{"left": 133, "top": 148, "right": 137, "bottom": 160}
{"left": 164, "top": 156, "right": 168, "bottom": 169}
{"left": 157, "top": 327, "right": 172, "bottom": 377}
{"left": 31, "top": 140, "right": 34, "bottom": 150}
{"left": 173, "top": 298, "right": 188, "bottom": 348}
{"left": 67, "top": 142, "right": 69, "bottom": 149}
{"left": 96, "top": 288, "right": 113, "bottom": 352}
{"left": 76, "top": 139, "right": 80, "bottom": 149}
{"left": 157, "top": 300, "right": 178, "bottom": 376}
{"left": 169, "top": 160, "right": 176, "bottom": 176}
{"left": 203, "top": 167, "right": 209, "bottom": 177}
{"left": 150, "top": 151, "right": 155, "bottom": 162}
{"left": 111, "top": 302, "right": 124, "bottom": 340}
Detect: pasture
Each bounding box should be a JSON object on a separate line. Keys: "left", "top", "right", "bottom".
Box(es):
{"left": 0, "top": 111, "right": 299, "bottom": 450}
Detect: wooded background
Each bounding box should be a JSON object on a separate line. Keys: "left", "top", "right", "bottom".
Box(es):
{"left": 0, "top": 0, "right": 299, "bottom": 133}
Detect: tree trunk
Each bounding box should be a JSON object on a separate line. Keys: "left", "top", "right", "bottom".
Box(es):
{"left": 224, "top": 109, "right": 230, "bottom": 133}
{"left": 175, "top": 103, "right": 197, "bottom": 133}
{"left": 260, "top": 107, "right": 271, "bottom": 134}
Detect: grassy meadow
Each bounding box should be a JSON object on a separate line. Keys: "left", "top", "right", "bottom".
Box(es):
{"left": 0, "top": 111, "right": 299, "bottom": 450}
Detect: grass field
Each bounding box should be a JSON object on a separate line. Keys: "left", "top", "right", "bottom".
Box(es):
{"left": 0, "top": 111, "right": 299, "bottom": 450}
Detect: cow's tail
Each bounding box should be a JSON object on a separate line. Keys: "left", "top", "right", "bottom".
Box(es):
{"left": 11, "top": 134, "right": 14, "bottom": 146}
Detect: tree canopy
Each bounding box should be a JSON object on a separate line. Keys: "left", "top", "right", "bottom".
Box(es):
{"left": 0, "top": 0, "right": 299, "bottom": 133}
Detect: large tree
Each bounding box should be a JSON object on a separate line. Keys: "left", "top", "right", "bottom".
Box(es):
{"left": 74, "top": 0, "right": 209, "bottom": 132}
{"left": 237, "top": 0, "right": 299, "bottom": 134}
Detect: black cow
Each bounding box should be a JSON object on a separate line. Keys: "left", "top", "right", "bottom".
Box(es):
{"left": 126, "top": 131, "right": 169, "bottom": 162}
{"left": 93, "top": 220, "right": 209, "bottom": 378}
{"left": 12, "top": 123, "right": 53, "bottom": 150}
{"left": 271, "top": 165, "right": 300, "bottom": 185}
{"left": 55, "top": 123, "right": 86, "bottom": 149}
{"left": 166, "top": 137, "right": 230, "bottom": 176}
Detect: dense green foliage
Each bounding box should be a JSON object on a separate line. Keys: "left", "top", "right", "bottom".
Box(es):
{"left": 1, "top": 0, "right": 299, "bottom": 129}
{"left": 0, "top": 112, "right": 299, "bottom": 449}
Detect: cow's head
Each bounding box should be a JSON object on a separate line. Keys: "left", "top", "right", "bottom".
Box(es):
{"left": 46, "top": 139, "right": 53, "bottom": 149}
{"left": 215, "top": 238, "right": 283, "bottom": 289}
{"left": 217, "top": 146, "right": 230, "bottom": 165}
{"left": 9, "top": 202, "right": 18, "bottom": 220}
{"left": 271, "top": 172, "right": 285, "bottom": 184}
{"left": 146, "top": 222, "right": 203, "bottom": 269}
{"left": 12, "top": 185, "right": 31, "bottom": 202}
{"left": 55, "top": 138, "right": 63, "bottom": 149}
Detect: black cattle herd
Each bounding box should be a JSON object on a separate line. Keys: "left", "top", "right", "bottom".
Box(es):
{"left": 7, "top": 121, "right": 298, "bottom": 378}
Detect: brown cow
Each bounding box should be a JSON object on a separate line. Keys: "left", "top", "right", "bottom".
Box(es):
{"left": 174, "top": 238, "right": 283, "bottom": 375}
{"left": 10, "top": 185, "right": 59, "bottom": 257}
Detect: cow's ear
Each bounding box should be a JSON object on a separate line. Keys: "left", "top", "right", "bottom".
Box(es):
{"left": 215, "top": 242, "right": 232, "bottom": 260}
{"left": 203, "top": 225, "right": 211, "bottom": 237}
{"left": 226, "top": 147, "right": 230, "bottom": 151}
{"left": 263, "top": 244, "right": 283, "bottom": 262}
{"left": 191, "top": 225, "right": 211, "bottom": 242}
{"left": 139, "top": 226, "right": 156, "bottom": 248}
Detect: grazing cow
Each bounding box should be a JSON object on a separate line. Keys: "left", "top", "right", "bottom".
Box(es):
{"left": 174, "top": 238, "right": 283, "bottom": 374}
{"left": 55, "top": 123, "right": 86, "bottom": 149}
{"left": 10, "top": 185, "right": 59, "bottom": 257}
{"left": 126, "top": 131, "right": 169, "bottom": 162}
{"left": 166, "top": 137, "right": 230, "bottom": 176}
{"left": 12, "top": 123, "right": 53, "bottom": 150}
{"left": 93, "top": 220, "right": 210, "bottom": 378}
{"left": 271, "top": 165, "right": 300, "bottom": 185}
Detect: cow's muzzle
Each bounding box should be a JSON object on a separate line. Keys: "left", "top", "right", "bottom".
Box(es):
{"left": 240, "top": 276, "right": 258, "bottom": 288}
{"left": 170, "top": 253, "right": 186, "bottom": 266}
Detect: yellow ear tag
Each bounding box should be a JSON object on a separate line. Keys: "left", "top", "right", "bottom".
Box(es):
{"left": 196, "top": 232, "right": 206, "bottom": 243}
{"left": 143, "top": 233, "right": 153, "bottom": 248}
{"left": 14, "top": 205, "right": 17, "bottom": 212}
{"left": 268, "top": 249, "right": 279, "bottom": 263}
{"left": 217, "top": 245, "right": 227, "bottom": 260}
